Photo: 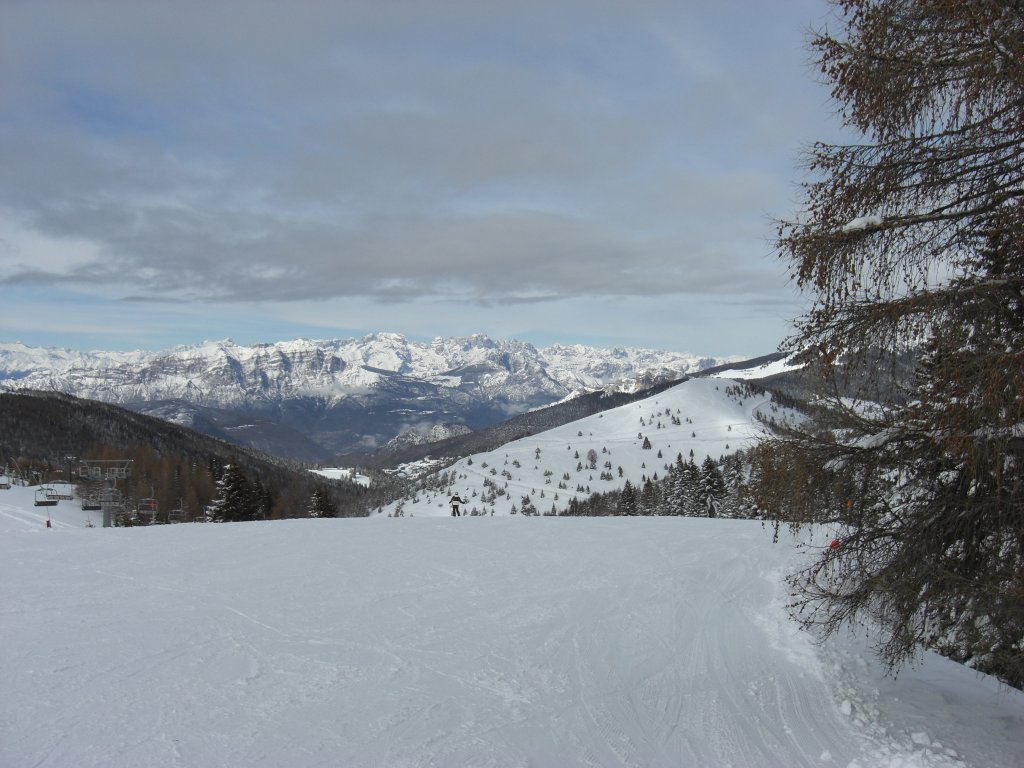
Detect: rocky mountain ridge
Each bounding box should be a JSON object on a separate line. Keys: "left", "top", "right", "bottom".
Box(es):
{"left": 0, "top": 334, "right": 738, "bottom": 459}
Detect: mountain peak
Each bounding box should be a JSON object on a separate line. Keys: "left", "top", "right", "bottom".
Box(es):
{"left": 0, "top": 334, "right": 746, "bottom": 458}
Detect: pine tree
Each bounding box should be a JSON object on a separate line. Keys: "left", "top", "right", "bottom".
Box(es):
{"left": 719, "top": 453, "right": 748, "bottom": 519}
{"left": 639, "top": 478, "right": 659, "bottom": 515}
{"left": 308, "top": 486, "right": 337, "bottom": 518}
{"left": 252, "top": 478, "right": 274, "bottom": 520}
{"left": 618, "top": 480, "right": 638, "bottom": 516}
{"left": 698, "top": 457, "right": 725, "bottom": 518}
{"left": 206, "top": 463, "right": 251, "bottom": 523}
{"left": 681, "top": 459, "right": 702, "bottom": 517}
{"left": 664, "top": 461, "right": 686, "bottom": 516}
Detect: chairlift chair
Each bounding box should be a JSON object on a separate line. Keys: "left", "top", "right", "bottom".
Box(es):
{"left": 34, "top": 488, "right": 58, "bottom": 507}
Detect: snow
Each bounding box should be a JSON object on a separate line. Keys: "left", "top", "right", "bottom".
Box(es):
{"left": 709, "top": 355, "right": 805, "bottom": 381}
{"left": 388, "top": 457, "right": 452, "bottom": 479}
{"left": 841, "top": 214, "right": 884, "bottom": 233}
{"left": 384, "top": 377, "right": 779, "bottom": 517}
{"left": 2, "top": 483, "right": 1021, "bottom": 767}
{"left": 310, "top": 467, "right": 371, "bottom": 487}
{"left": 0, "top": 334, "right": 732, "bottom": 408}
{"left": 0, "top": 341, "right": 148, "bottom": 378}
{"left": 540, "top": 343, "right": 739, "bottom": 391}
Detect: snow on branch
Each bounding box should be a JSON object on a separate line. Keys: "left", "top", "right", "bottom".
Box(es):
{"left": 840, "top": 214, "right": 884, "bottom": 233}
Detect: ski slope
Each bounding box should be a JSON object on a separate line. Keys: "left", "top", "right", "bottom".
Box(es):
{"left": 384, "top": 377, "right": 779, "bottom": 517}
{"left": 708, "top": 355, "right": 804, "bottom": 381}
{"left": 2, "top": 485, "right": 1021, "bottom": 767}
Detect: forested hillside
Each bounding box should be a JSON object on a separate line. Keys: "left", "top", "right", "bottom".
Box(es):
{"left": 0, "top": 390, "right": 403, "bottom": 520}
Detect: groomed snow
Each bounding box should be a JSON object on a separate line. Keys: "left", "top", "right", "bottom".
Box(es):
{"left": 1, "top": 485, "right": 1021, "bottom": 767}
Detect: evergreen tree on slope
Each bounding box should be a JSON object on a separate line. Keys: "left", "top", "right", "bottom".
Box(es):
{"left": 308, "top": 486, "right": 337, "bottom": 519}
{"left": 207, "top": 463, "right": 252, "bottom": 523}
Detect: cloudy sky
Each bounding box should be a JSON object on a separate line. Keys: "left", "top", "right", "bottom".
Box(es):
{"left": 0, "top": 0, "right": 844, "bottom": 357}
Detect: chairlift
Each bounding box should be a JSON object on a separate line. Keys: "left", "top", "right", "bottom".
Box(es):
{"left": 136, "top": 497, "right": 158, "bottom": 525}
{"left": 167, "top": 497, "right": 186, "bottom": 523}
{"left": 34, "top": 488, "right": 59, "bottom": 507}
{"left": 81, "top": 499, "right": 97, "bottom": 527}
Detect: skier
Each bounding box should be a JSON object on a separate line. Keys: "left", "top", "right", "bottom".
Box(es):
{"left": 449, "top": 495, "right": 465, "bottom": 517}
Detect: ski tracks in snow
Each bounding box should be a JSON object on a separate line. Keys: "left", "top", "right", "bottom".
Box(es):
{"left": 3, "top": 516, "right": 1022, "bottom": 767}
{"left": 341, "top": 520, "right": 873, "bottom": 767}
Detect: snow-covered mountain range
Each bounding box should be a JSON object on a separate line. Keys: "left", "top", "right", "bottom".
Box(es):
{"left": 0, "top": 334, "right": 739, "bottom": 459}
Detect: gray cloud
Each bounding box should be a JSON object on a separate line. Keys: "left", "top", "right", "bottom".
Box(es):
{"left": 0, "top": 0, "right": 835, "bottom": 353}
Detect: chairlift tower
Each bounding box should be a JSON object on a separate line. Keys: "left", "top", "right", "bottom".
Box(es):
{"left": 79, "top": 459, "right": 133, "bottom": 528}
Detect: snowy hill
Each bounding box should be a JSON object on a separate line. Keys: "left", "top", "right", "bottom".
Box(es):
{"left": 382, "top": 377, "right": 778, "bottom": 517}
{"left": 0, "top": 335, "right": 739, "bottom": 458}
{"left": 1, "top": 483, "right": 1021, "bottom": 767}
{"left": 708, "top": 354, "right": 805, "bottom": 381}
